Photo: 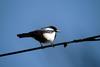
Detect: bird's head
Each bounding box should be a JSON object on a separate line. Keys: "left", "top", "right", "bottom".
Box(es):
{"left": 42, "top": 26, "right": 59, "bottom": 32}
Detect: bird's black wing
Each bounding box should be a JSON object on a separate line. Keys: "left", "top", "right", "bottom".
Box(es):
{"left": 29, "top": 30, "right": 48, "bottom": 43}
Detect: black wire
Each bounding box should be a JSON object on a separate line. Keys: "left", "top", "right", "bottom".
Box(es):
{"left": 0, "top": 35, "right": 100, "bottom": 57}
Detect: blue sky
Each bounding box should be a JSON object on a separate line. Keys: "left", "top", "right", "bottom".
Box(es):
{"left": 0, "top": 0, "right": 100, "bottom": 67}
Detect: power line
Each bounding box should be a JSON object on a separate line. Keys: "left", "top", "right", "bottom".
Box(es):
{"left": 0, "top": 35, "right": 100, "bottom": 57}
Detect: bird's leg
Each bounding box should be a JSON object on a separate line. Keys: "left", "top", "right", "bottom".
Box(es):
{"left": 50, "top": 42, "right": 55, "bottom": 47}
{"left": 40, "top": 42, "right": 43, "bottom": 47}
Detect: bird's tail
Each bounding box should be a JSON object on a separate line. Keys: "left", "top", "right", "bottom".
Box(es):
{"left": 17, "top": 33, "right": 31, "bottom": 38}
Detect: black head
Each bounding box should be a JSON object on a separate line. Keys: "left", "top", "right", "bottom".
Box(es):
{"left": 47, "top": 26, "right": 59, "bottom": 32}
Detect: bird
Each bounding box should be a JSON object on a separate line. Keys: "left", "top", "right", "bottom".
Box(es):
{"left": 17, "top": 26, "right": 59, "bottom": 47}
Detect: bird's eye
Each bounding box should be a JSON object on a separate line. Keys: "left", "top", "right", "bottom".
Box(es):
{"left": 46, "top": 30, "right": 54, "bottom": 33}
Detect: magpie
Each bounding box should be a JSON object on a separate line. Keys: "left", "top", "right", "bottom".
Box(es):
{"left": 17, "top": 26, "right": 59, "bottom": 47}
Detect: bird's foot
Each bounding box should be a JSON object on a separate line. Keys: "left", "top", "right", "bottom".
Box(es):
{"left": 51, "top": 43, "right": 55, "bottom": 48}
{"left": 40, "top": 45, "right": 43, "bottom": 47}
{"left": 52, "top": 45, "right": 55, "bottom": 47}
{"left": 40, "top": 43, "right": 43, "bottom": 47}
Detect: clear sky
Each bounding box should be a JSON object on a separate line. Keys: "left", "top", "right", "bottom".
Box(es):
{"left": 0, "top": 0, "right": 100, "bottom": 67}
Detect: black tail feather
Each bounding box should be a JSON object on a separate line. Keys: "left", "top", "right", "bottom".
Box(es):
{"left": 17, "top": 33, "right": 31, "bottom": 38}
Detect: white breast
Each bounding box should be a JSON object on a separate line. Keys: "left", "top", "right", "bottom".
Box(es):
{"left": 43, "top": 32, "right": 56, "bottom": 42}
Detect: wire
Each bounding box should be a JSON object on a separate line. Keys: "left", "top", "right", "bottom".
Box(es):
{"left": 0, "top": 35, "right": 100, "bottom": 57}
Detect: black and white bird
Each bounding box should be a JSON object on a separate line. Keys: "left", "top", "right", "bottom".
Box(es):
{"left": 17, "top": 26, "right": 59, "bottom": 47}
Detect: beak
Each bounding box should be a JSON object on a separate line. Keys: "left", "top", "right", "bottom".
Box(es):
{"left": 56, "top": 30, "right": 60, "bottom": 32}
